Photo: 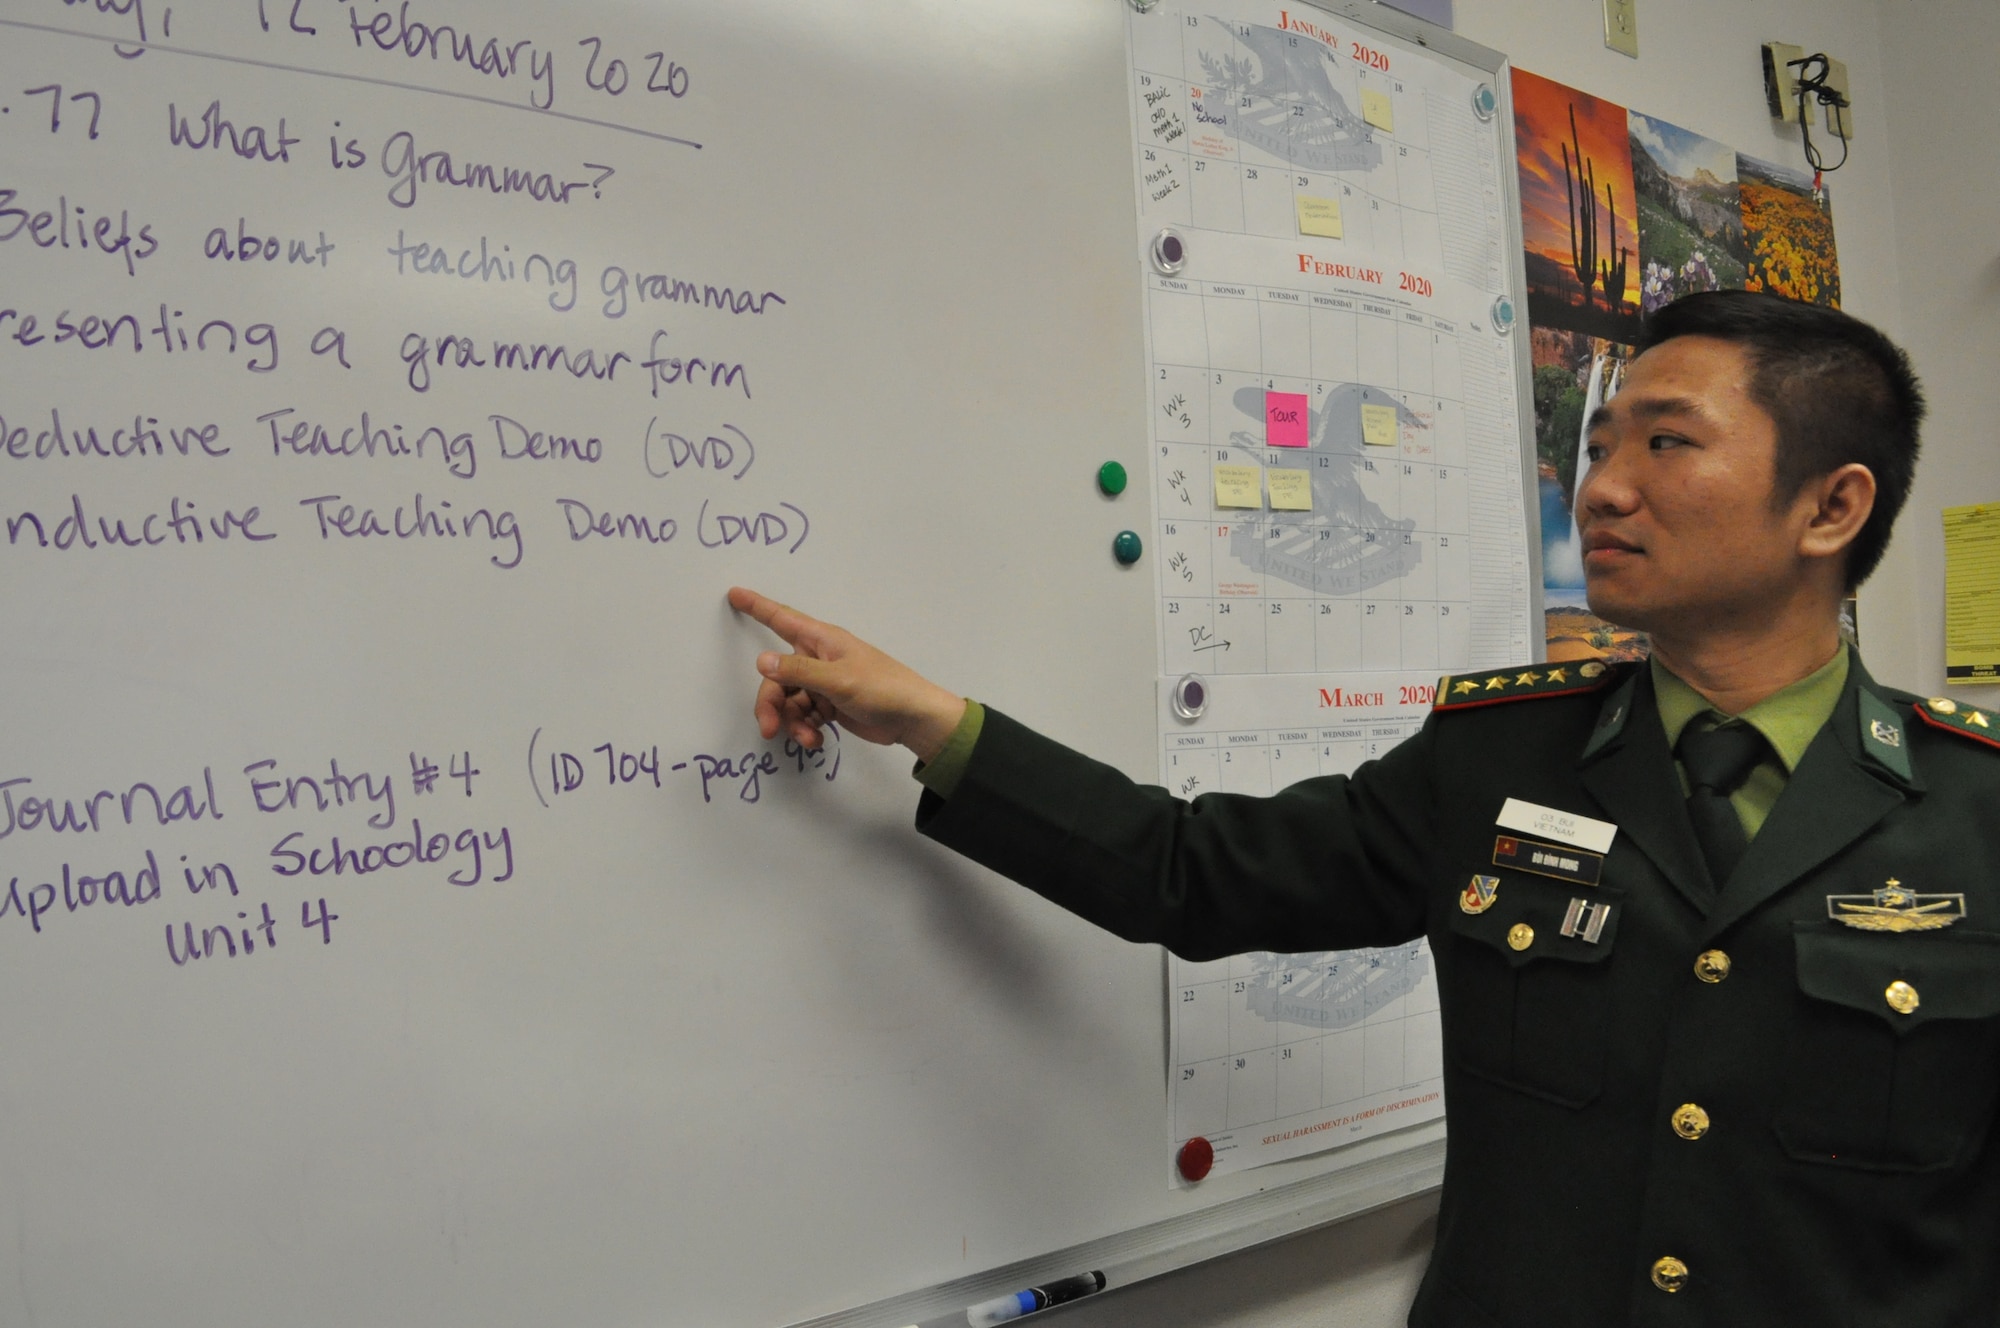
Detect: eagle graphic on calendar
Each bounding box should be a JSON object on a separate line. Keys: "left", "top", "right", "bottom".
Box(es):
{"left": 1243, "top": 943, "right": 1431, "bottom": 1031}
{"left": 1194, "top": 20, "right": 1385, "bottom": 174}
{"left": 1227, "top": 383, "right": 1425, "bottom": 595}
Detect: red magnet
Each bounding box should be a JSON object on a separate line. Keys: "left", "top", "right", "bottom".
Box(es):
{"left": 1177, "top": 1136, "right": 1214, "bottom": 1182}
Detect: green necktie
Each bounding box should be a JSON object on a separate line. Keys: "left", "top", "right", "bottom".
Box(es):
{"left": 1676, "top": 723, "right": 1769, "bottom": 888}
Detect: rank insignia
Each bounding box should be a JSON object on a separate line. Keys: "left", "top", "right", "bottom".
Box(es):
{"left": 1827, "top": 879, "right": 1966, "bottom": 932}
{"left": 1560, "top": 897, "right": 1611, "bottom": 943}
{"left": 1915, "top": 697, "right": 2000, "bottom": 752}
{"left": 1460, "top": 874, "right": 1500, "bottom": 914}
{"left": 1434, "top": 661, "right": 1621, "bottom": 712}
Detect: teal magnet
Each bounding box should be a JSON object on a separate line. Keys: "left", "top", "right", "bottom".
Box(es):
{"left": 1097, "top": 461, "right": 1128, "bottom": 496}
{"left": 1112, "top": 530, "right": 1143, "bottom": 565}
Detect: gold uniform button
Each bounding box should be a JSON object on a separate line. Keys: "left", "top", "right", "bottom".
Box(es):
{"left": 1694, "top": 950, "right": 1731, "bottom": 983}
{"left": 1671, "top": 1103, "right": 1710, "bottom": 1140}
{"left": 1651, "top": 1256, "right": 1690, "bottom": 1293}
{"left": 1886, "top": 980, "right": 1920, "bottom": 1015}
{"left": 1507, "top": 923, "right": 1535, "bottom": 951}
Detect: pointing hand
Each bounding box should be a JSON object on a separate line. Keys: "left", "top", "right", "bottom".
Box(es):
{"left": 727, "top": 587, "right": 967, "bottom": 761}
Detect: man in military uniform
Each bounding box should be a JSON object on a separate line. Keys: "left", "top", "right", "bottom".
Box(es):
{"left": 727, "top": 291, "right": 2000, "bottom": 1325}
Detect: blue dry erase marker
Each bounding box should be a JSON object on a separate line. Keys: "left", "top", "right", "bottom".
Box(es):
{"left": 965, "top": 1271, "right": 1106, "bottom": 1326}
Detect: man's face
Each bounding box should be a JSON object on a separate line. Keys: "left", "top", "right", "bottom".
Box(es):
{"left": 1577, "top": 336, "right": 1813, "bottom": 637}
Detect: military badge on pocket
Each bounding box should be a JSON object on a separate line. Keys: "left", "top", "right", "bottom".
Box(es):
{"left": 1826, "top": 879, "right": 1966, "bottom": 932}
{"left": 1460, "top": 874, "right": 1500, "bottom": 915}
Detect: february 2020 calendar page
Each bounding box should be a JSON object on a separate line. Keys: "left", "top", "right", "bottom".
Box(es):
{"left": 1124, "top": 1, "right": 1533, "bottom": 1179}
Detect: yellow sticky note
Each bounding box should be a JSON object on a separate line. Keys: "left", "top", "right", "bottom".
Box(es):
{"left": 1213, "top": 464, "right": 1264, "bottom": 509}
{"left": 1360, "top": 403, "right": 1399, "bottom": 447}
{"left": 1268, "top": 469, "right": 1313, "bottom": 511}
{"left": 1361, "top": 89, "right": 1394, "bottom": 133}
{"left": 1296, "top": 195, "right": 1344, "bottom": 239}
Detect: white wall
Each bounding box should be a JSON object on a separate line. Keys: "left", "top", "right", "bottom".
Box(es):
{"left": 1060, "top": 0, "right": 1994, "bottom": 1321}
{"left": 1870, "top": 0, "right": 2000, "bottom": 699}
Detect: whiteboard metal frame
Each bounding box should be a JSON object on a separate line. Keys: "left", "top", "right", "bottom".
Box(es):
{"left": 786, "top": 1125, "right": 1442, "bottom": 1328}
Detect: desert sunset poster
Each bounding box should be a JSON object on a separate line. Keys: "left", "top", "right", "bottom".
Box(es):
{"left": 1512, "top": 67, "right": 1641, "bottom": 342}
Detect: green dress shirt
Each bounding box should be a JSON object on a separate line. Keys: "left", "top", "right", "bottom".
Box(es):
{"left": 1651, "top": 647, "right": 1848, "bottom": 840}
{"left": 914, "top": 699, "right": 984, "bottom": 797}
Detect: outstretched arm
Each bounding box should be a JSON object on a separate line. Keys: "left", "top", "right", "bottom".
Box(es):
{"left": 726, "top": 586, "right": 967, "bottom": 761}
{"left": 729, "top": 590, "right": 1432, "bottom": 959}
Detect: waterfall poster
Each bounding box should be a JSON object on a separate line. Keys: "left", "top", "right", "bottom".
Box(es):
{"left": 1511, "top": 68, "right": 1647, "bottom": 662}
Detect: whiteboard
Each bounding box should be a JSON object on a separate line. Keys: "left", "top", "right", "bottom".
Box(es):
{"left": 0, "top": 1, "right": 1519, "bottom": 1323}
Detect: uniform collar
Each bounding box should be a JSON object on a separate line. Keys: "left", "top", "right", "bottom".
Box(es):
{"left": 1650, "top": 648, "right": 1849, "bottom": 774}
{"left": 1698, "top": 651, "right": 1919, "bottom": 936}
{"left": 1571, "top": 648, "right": 1920, "bottom": 924}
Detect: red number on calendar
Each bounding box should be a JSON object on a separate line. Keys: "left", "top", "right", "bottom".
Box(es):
{"left": 1351, "top": 42, "right": 1390, "bottom": 71}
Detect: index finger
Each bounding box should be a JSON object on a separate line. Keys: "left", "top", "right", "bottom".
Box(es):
{"left": 727, "top": 586, "right": 826, "bottom": 651}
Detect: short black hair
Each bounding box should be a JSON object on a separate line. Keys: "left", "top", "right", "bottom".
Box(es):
{"left": 1633, "top": 289, "right": 1924, "bottom": 589}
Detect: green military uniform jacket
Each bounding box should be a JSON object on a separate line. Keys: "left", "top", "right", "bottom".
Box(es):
{"left": 914, "top": 654, "right": 2000, "bottom": 1327}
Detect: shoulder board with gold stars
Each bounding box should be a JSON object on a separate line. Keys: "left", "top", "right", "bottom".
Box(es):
{"left": 1434, "top": 660, "right": 1622, "bottom": 711}
{"left": 1914, "top": 697, "right": 2000, "bottom": 752}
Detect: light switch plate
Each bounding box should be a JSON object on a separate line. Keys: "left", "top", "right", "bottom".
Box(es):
{"left": 1763, "top": 42, "right": 1805, "bottom": 122}
{"left": 1823, "top": 56, "right": 1855, "bottom": 140}
{"left": 1603, "top": 0, "right": 1638, "bottom": 57}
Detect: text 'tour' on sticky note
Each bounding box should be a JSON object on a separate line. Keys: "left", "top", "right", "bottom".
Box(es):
{"left": 1360, "top": 402, "right": 1400, "bottom": 447}
{"left": 1268, "top": 469, "right": 1314, "bottom": 511}
{"left": 1265, "top": 392, "right": 1310, "bottom": 448}
{"left": 1296, "top": 196, "right": 1344, "bottom": 239}
{"left": 1213, "top": 464, "right": 1264, "bottom": 509}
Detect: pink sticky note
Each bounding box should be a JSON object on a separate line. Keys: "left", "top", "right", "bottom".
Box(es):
{"left": 1266, "top": 392, "right": 1310, "bottom": 448}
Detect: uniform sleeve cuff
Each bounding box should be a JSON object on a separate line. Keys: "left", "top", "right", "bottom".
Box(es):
{"left": 913, "top": 700, "right": 985, "bottom": 798}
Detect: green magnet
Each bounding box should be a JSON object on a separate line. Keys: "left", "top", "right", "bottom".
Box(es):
{"left": 1097, "top": 461, "right": 1129, "bottom": 496}
{"left": 1112, "top": 530, "right": 1143, "bottom": 565}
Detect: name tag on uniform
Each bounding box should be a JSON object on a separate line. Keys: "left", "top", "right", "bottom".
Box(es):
{"left": 1494, "top": 834, "right": 1604, "bottom": 887}
{"left": 1496, "top": 798, "right": 1617, "bottom": 854}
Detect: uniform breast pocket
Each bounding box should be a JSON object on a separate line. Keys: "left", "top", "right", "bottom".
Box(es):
{"left": 1444, "top": 872, "right": 1624, "bottom": 1108}
{"left": 1776, "top": 925, "right": 2000, "bottom": 1172}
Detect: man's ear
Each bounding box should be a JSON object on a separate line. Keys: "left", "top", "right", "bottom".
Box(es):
{"left": 1796, "top": 462, "right": 1877, "bottom": 564}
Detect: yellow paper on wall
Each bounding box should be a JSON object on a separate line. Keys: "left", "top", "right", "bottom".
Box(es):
{"left": 1268, "top": 469, "right": 1313, "bottom": 511}
{"left": 1295, "top": 196, "right": 1344, "bottom": 239}
{"left": 1361, "top": 89, "right": 1395, "bottom": 132}
{"left": 1360, "top": 402, "right": 1399, "bottom": 447}
{"left": 1944, "top": 503, "right": 2000, "bottom": 683}
{"left": 1213, "top": 464, "right": 1264, "bottom": 509}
